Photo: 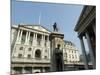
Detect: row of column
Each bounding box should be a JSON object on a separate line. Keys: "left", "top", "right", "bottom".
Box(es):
{"left": 79, "top": 29, "right": 95, "bottom": 69}
{"left": 16, "top": 29, "right": 49, "bottom": 46}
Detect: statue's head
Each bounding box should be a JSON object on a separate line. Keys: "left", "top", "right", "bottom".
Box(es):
{"left": 54, "top": 22, "right": 57, "bottom": 26}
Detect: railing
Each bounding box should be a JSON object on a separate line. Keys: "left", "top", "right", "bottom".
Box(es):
{"left": 11, "top": 57, "right": 50, "bottom": 63}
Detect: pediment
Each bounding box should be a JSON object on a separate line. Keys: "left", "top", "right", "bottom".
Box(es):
{"left": 23, "top": 25, "right": 51, "bottom": 33}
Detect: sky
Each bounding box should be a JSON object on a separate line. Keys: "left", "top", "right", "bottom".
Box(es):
{"left": 11, "top": 0, "right": 87, "bottom": 54}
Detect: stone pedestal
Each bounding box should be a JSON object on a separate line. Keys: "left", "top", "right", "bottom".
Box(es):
{"left": 50, "top": 32, "right": 64, "bottom": 71}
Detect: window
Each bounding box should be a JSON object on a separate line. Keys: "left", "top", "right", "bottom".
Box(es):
{"left": 35, "top": 49, "right": 41, "bottom": 59}
{"left": 44, "top": 56, "right": 47, "bottom": 59}
{"left": 72, "top": 55, "right": 74, "bottom": 58}
{"left": 28, "top": 48, "right": 32, "bottom": 51}
{"left": 69, "top": 55, "right": 71, "bottom": 58}
{"left": 18, "top": 54, "right": 22, "bottom": 58}
{"left": 27, "top": 54, "right": 31, "bottom": 58}
{"left": 19, "top": 47, "right": 23, "bottom": 50}
{"left": 75, "top": 55, "right": 77, "bottom": 58}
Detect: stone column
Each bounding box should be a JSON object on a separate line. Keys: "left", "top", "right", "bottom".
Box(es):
{"left": 16, "top": 29, "right": 20, "bottom": 43}
{"left": 35, "top": 33, "right": 37, "bottom": 39}
{"left": 79, "top": 36, "right": 88, "bottom": 69}
{"left": 42, "top": 35, "right": 44, "bottom": 40}
{"left": 11, "top": 67, "right": 15, "bottom": 74}
{"left": 32, "top": 67, "right": 34, "bottom": 73}
{"left": 85, "top": 32, "right": 96, "bottom": 69}
{"left": 41, "top": 35, "right": 44, "bottom": 47}
{"left": 25, "top": 31, "right": 28, "bottom": 45}
{"left": 35, "top": 33, "right": 37, "bottom": 45}
{"left": 19, "top": 30, "right": 23, "bottom": 44}
{"left": 47, "top": 36, "right": 49, "bottom": 42}
{"left": 43, "top": 35, "right": 45, "bottom": 41}
{"left": 22, "top": 67, "right": 26, "bottom": 74}
{"left": 27, "top": 31, "right": 30, "bottom": 45}
{"left": 42, "top": 67, "right": 45, "bottom": 73}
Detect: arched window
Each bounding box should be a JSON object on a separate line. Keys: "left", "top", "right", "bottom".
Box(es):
{"left": 19, "top": 47, "right": 23, "bottom": 50}
{"left": 35, "top": 49, "right": 41, "bottom": 58}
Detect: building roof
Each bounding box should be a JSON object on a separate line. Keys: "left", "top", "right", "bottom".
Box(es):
{"left": 11, "top": 25, "right": 18, "bottom": 29}
{"left": 12, "top": 24, "right": 52, "bottom": 34}
{"left": 74, "top": 5, "right": 95, "bottom": 31}
{"left": 74, "top": 6, "right": 85, "bottom": 31}
{"left": 64, "top": 40, "right": 75, "bottom": 46}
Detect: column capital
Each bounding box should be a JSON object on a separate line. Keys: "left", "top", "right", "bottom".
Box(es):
{"left": 78, "top": 35, "right": 83, "bottom": 39}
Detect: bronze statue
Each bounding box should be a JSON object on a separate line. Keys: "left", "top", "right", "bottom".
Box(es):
{"left": 53, "top": 22, "right": 58, "bottom": 32}
{"left": 54, "top": 44, "right": 64, "bottom": 71}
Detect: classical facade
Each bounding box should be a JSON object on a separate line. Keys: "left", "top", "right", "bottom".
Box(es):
{"left": 11, "top": 24, "right": 80, "bottom": 74}
{"left": 63, "top": 41, "right": 80, "bottom": 64}
{"left": 74, "top": 6, "right": 96, "bottom": 69}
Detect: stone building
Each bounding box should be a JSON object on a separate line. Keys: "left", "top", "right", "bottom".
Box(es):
{"left": 11, "top": 24, "right": 80, "bottom": 74}
{"left": 74, "top": 5, "right": 96, "bottom": 69}
{"left": 63, "top": 41, "right": 80, "bottom": 64}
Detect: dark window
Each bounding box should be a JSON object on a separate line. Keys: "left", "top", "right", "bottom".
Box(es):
{"left": 35, "top": 49, "right": 41, "bottom": 59}
{"left": 44, "top": 56, "right": 47, "bottom": 59}
{"left": 28, "top": 48, "right": 32, "bottom": 51}
{"left": 72, "top": 55, "right": 74, "bottom": 58}
{"left": 18, "top": 54, "right": 22, "bottom": 58}
{"left": 27, "top": 54, "right": 31, "bottom": 58}
{"left": 37, "top": 34, "right": 41, "bottom": 46}
{"left": 20, "top": 47, "right": 23, "bottom": 50}
{"left": 35, "top": 72, "right": 39, "bottom": 73}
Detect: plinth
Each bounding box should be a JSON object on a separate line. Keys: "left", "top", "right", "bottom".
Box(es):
{"left": 50, "top": 32, "right": 64, "bottom": 71}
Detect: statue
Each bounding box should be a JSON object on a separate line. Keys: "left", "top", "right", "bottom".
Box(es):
{"left": 53, "top": 22, "right": 58, "bottom": 32}
{"left": 54, "top": 44, "right": 64, "bottom": 71}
